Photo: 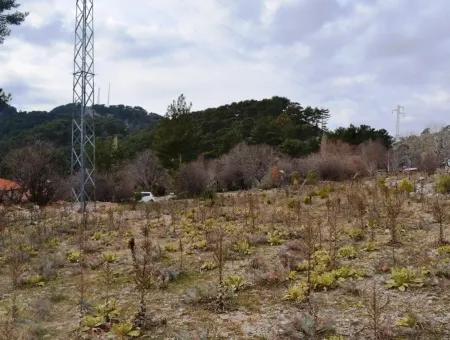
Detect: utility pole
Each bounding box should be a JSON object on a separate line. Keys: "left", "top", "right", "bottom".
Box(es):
{"left": 393, "top": 105, "right": 405, "bottom": 140}
{"left": 72, "top": 0, "right": 95, "bottom": 213}
{"left": 107, "top": 82, "right": 111, "bottom": 107}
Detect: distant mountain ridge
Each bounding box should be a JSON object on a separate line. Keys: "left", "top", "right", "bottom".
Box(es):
{"left": 0, "top": 102, "right": 162, "bottom": 161}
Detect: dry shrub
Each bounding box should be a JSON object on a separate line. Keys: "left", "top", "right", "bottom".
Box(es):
{"left": 215, "top": 143, "right": 279, "bottom": 191}
{"left": 127, "top": 150, "right": 171, "bottom": 195}
{"left": 96, "top": 167, "right": 135, "bottom": 202}
{"left": 298, "top": 154, "right": 368, "bottom": 181}
{"left": 176, "top": 158, "right": 211, "bottom": 197}
{"left": 419, "top": 151, "right": 440, "bottom": 175}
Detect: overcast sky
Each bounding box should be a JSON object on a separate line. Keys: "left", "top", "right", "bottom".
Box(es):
{"left": 1, "top": 0, "right": 449, "bottom": 135}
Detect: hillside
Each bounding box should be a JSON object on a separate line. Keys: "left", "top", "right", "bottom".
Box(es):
{"left": 0, "top": 102, "right": 162, "bottom": 164}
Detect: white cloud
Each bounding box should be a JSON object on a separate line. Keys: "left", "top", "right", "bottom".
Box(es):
{"left": 1, "top": 0, "right": 449, "bottom": 135}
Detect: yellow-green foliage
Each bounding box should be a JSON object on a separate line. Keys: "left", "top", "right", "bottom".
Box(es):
{"left": 82, "top": 315, "right": 105, "bottom": 331}
{"left": 224, "top": 275, "right": 246, "bottom": 292}
{"left": 386, "top": 267, "right": 425, "bottom": 291}
{"left": 311, "top": 271, "right": 336, "bottom": 290}
{"left": 200, "top": 261, "right": 217, "bottom": 271}
{"left": 318, "top": 186, "right": 334, "bottom": 199}
{"left": 192, "top": 239, "right": 207, "bottom": 250}
{"left": 67, "top": 250, "right": 81, "bottom": 263}
{"left": 437, "top": 245, "right": 450, "bottom": 256}
{"left": 396, "top": 313, "right": 418, "bottom": 328}
{"left": 112, "top": 322, "right": 140, "bottom": 337}
{"left": 399, "top": 179, "right": 414, "bottom": 193}
{"left": 346, "top": 228, "right": 365, "bottom": 241}
{"left": 267, "top": 231, "right": 284, "bottom": 246}
{"left": 233, "top": 239, "right": 253, "bottom": 255}
{"left": 25, "top": 274, "right": 46, "bottom": 287}
{"left": 102, "top": 252, "right": 118, "bottom": 264}
{"left": 306, "top": 170, "right": 319, "bottom": 185}
{"left": 311, "top": 266, "right": 363, "bottom": 291}
{"left": 338, "top": 245, "right": 358, "bottom": 259}
{"left": 283, "top": 281, "right": 308, "bottom": 303}
{"left": 363, "top": 242, "right": 379, "bottom": 252}
{"left": 333, "top": 266, "right": 364, "bottom": 280}
{"left": 312, "top": 249, "right": 331, "bottom": 273}
{"left": 436, "top": 175, "right": 450, "bottom": 194}
{"left": 164, "top": 243, "right": 179, "bottom": 252}
{"left": 288, "top": 271, "right": 298, "bottom": 281}
{"left": 304, "top": 196, "right": 313, "bottom": 205}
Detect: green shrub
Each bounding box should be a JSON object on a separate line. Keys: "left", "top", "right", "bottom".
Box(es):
{"left": 437, "top": 245, "right": 450, "bottom": 256}
{"left": 338, "top": 245, "right": 358, "bottom": 259}
{"left": 164, "top": 243, "right": 179, "bottom": 252}
{"left": 304, "top": 196, "right": 313, "bottom": 205}
{"left": 311, "top": 271, "right": 336, "bottom": 290}
{"left": 233, "top": 239, "right": 253, "bottom": 255}
{"left": 436, "top": 175, "right": 450, "bottom": 194}
{"left": 399, "top": 179, "right": 414, "bottom": 193}
{"left": 345, "top": 228, "right": 365, "bottom": 241}
{"left": 67, "top": 250, "right": 81, "bottom": 263}
{"left": 200, "top": 261, "right": 217, "bottom": 271}
{"left": 268, "top": 231, "right": 284, "bottom": 246}
{"left": 386, "top": 267, "right": 424, "bottom": 291}
{"left": 224, "top": 275, "right": 246, "bottom": 292}
{"left": 283, "top": 281, "right": 308, "bottom": 303}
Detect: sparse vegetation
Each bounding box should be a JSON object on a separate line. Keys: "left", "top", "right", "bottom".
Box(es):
{"left": 0, "top": 175, "right": 448, "bottom": 338}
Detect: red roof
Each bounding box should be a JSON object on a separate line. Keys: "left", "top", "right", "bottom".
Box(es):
{"left": 0, "top": 178, "right": 21, "bottom": 191}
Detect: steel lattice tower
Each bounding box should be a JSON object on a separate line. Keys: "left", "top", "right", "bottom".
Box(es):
{"left": 72, "top": 0, "right": 95, "bottom": 212}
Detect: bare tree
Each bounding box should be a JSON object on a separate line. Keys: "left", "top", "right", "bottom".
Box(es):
{"left": 128, "top": 150, "right": 170, "bottom": 195}
{"left": 3, "top": 141, "right": 61, "bottom": 205}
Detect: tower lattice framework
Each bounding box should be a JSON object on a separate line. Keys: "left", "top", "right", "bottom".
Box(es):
{"left": 71, "top": 0, "right": 95, "bottom": 211}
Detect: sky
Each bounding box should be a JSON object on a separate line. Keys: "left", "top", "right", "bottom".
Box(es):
{"left": 1, "top": 0, "right": 449, "bottom": 135}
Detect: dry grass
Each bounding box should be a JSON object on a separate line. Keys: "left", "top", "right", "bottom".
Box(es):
{"left": 0, "top": 175, "right": 449, "bottom": 339}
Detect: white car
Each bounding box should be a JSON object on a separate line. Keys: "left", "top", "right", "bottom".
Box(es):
{"left": 139, "top": 192, "right": 156, "bottom": 203}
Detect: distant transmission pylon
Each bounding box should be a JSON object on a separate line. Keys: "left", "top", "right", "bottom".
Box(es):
{"left": 71, "top": 0, "right": 95, "bottom": 212}
{"left": 393, "top": 105, "right": 405, "bottom": 140}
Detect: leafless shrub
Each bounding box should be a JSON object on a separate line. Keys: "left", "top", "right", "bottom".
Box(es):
{"left": 176, "top": 158, "right": 211, "bottom": 197}
{"left": 127, "top": 150, "right": 171, "bottom": 195}
{"left": 430, "top": 196, "right": 448, "bottom": 245}
{"left": 215, "top": 143, "right": 279, "bottom": 191}
{"left": 361, "top": 281, "right": 391, "bottom": 340}
{"left": 2, "top": 141, "right": 62, "bottom": 205}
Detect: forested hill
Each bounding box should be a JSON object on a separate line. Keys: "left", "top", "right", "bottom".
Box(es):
{"left": 0, "top": 102, "right": 162, "bottom": 161}
{"left": 0, "top": 96, "right": 392, "bottom": 173}
{"left": 152, "top": 97, "right": 330, "bottom": 168}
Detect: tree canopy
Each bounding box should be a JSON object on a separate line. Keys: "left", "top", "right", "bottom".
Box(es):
{"left": 327, "top": 124, "right": 393, "bottom": 148}
{"left": 0, "top": 0, "right": 27, "bottom": 44}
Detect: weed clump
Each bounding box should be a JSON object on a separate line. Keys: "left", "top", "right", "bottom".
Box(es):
{"left": 386, "top": 267, "right": 425, "bottom": 291}
{"left": 436, "top": 175, "right": 450, "bottom": 194}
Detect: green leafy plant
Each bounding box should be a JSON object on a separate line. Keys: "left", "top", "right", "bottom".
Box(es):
{"left": 338, "top": 245, "right": 358, "bottom": 259}
{"left": 200, "top": 260, "right": 217, "bottom": 271}
{"left": 233, "top": 239, "right": 253, "bottom": 255}
{"left": 345, "top": 227, "right": 365, "bottom": 241}
{"left": 283, "top": 281, "right": 308, "bottom": 303}
{"left": 164, "top": 243, "right": 179, "bottom": 252}
{"left": 386, "top": 267, "right": 424, "bottom": 291}
{"left": 396, "top": 312, "right": 418, "bottom": 328}
{"left": 224, "top": 275, "right": 246, "bottom": 292}
{"left": 436, "top": 175, "right": 450, "bottom": 194}
{"left": 311, "top": 271, "right": 336, "bottom": 290}
{"left": 399, "top": 179, "right": 414, "bottom": 193}
{"left": 67, "top": 250, "right": 81, "bottom": 263}
{"left": 268, "top": 231, "right": 284, "bottom": 246}
{"left": 112, "top": 322, "right": 140, "bottom": 338}
{"left": 437, "top": 245, "right": 450, "bottom": 256}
